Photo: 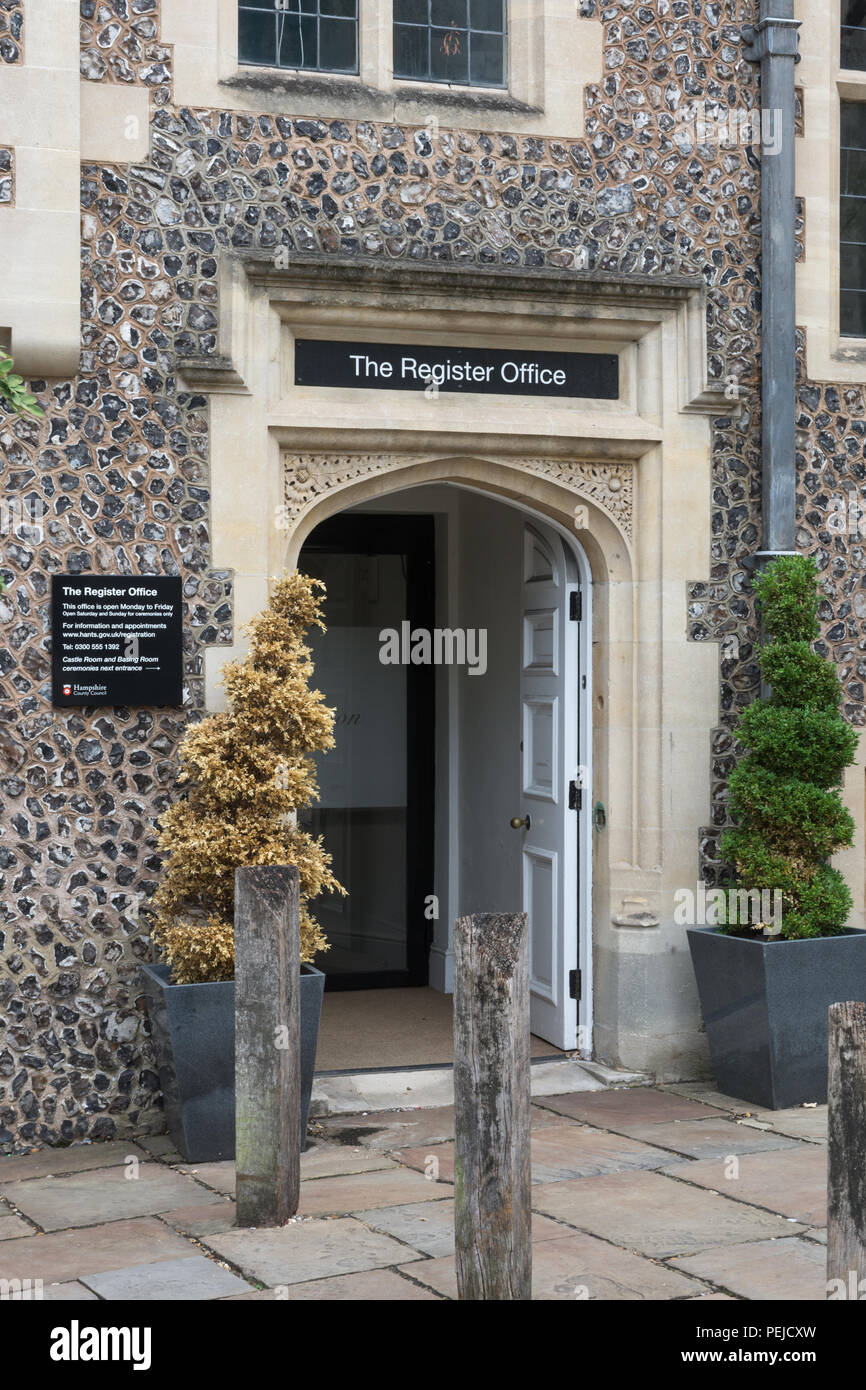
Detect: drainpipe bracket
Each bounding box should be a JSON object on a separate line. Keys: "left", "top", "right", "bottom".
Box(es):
{"left": 742, "top": 17, "right": 801, "bottom": 64}
{"left": 741, "top": 549, "right": 800, "bottom": 574}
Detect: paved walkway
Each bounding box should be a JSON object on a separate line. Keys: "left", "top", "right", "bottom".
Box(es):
{"left": 0, "top": 1084, "right": 829, "bottom": 1300}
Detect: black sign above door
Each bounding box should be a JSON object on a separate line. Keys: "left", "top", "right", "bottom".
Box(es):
{"left": 51, "top": 575, "right": 183, "bottom": 707}
{"left": 294, "top": 338, "right": 619, "bottom": 400}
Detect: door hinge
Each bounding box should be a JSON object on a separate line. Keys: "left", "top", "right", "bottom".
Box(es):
{"left": 569, "top": 780, "right": 582, "bottom": 811}
{"left": 569, "top": 968, "right": 582, "bottom": 1000}
{"left": 569, "top": 590, "right": 582, "bottom": 621}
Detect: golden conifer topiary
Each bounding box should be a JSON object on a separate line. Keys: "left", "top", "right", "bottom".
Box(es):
{"left": 151, "top": 571, "right": 344, "bottom": 982}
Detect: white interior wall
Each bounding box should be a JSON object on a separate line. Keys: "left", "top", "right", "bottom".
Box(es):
{"left": 353, "top": 483, "right": 523, "bottom": 991}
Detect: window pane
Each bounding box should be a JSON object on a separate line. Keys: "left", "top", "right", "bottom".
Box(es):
{"left": 842, "top": 101, "right": 866, "bottom": 152}
{"left": 239, "top": 8, "right": 276, "bottom": 65}
{"left": 395, "top": 0, "right": 505, "bottom": 86}
{"left": 843, "top": 147, "right": 866, "bottom": 194}
{"left": 431, "top": 26, "right": 468, "bottom": 81}
{"left": 394, "top": 22, "right": 428, "bottom": 78}
{"left": 394, "top": 0, "right": 427, "bottom": 21}
{"left": 470, "top": 30, "right": 504, "bottom": 84}
{"left": 278, "top": 11, "right": 318, "bottom": 67}
{"left": 470, "top": 0, "right": 503, "bottom": 29}
{"left": 841, "top": 290, "right": 866, "bottom": 337}
{"left": 842, "top": 0, "right": 866, "bottom": 68}
{"left": 432, "top": 0, "right": 467, "bottom": 24}
{"left": 841, "top": 101, "right": 866, "bottom": 336}
{"left": 320, "top": 16, "right": 357, "bottom": 70}
{"left": 842, "top": 30, "right": 866, "bottom": 68}
{"left": 240, "top": 0, "right": 358, "bottom": 72}
{"left": 842, "top": 240, "right": 866, "bottom": 284}
{"left": 841, "top": 195, "right": 866, "bottom": 242}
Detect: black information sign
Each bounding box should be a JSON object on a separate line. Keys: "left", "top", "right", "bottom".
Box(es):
{"left": 51, "top": 575, "right": 183, "bottom": 707}
{"left": 294, "top": 339, "right": 619, "bottom": 399}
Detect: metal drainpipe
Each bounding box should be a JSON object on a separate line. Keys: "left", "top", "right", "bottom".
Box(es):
{"left": 743, "top": 1, "right": 802, "bottom": 566}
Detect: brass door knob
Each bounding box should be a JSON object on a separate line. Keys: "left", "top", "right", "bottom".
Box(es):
{"left": 510, "top": 815, "right": 531, "bottom": 830}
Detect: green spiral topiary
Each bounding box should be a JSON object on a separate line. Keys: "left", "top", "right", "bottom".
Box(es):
{"left": 720, "top": 554, "right": 858, "bottom": 939}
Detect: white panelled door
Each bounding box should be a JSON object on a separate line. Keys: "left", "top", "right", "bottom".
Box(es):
{"left": 516, "top": 521, "right": 580, "bottom": 1050}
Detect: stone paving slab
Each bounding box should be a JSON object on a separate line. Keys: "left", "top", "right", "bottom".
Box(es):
{"left": 661, "top": 1146, "right": 827, "bottom": 1227}
{"left": 157, "top": 1201, "right": 238, "bottom": 1239}
{"left": 311, "top": 1059, "right": 608, "bottom": 1116}
{"left": 319, "top": 1103, "right": 574, "bottom": 1152}
{"left": 42, "top": 1281, "right": 99, "bottom": 1301}
{"left": 0, "top": 1210, "right": 32, "bottom": 1240}
{"left": 320, "top": 1105, "right": 455, "bottom": 1146}
{"left": 178, "top": 1146, "right": 399, "bottom": 1196}
{"left": 302, "top": 1166, "right": 452, "bottom": 1217}
{"left": 173, "top": 1160, "right": 235, "bottom": 1194}
{"left": 300, "top": 1143, "right": 400, "bottom": 1180}
{"left": 670, "top": 1236, "right": 827, "bottom": 1300}
{"left": 320, "top": 1106, "right": 458, "bottom": 1152}
{"left": 396, "top": 1126, "right": 687, "bottom": 1185}
{"left": 224, "top": 1269, "right": 442, "bottom": 1300}
{"left": 0, "top": 1085, "right": 832, "bottom": 1299}
{"left": 613, "top": 1118, "right": 802, "bottom": 1160}
{"left": 661, "top": 1084, "right": 770, "bottom": 1116}
{"left": 535, "top": 1088, "right": 727, "bottom": 1128}
{"left": 355, "top": 1198, "right": 458, "bottom": 1258}
{"left": 739, "top": 1110, "right": 829, "bottom": 1144}
{"left": 134, "top": 1133, "right": 185, "bottom": 1162}
{"left": 81, "top": 1254, "right": 251, "bottom": 1301}
{"left": 400, "top": 1231, "right": 709, "bottom": 1300}
{"left": 530, "top": 1170, "right": 805, "bottom": 1259}
{"left": 528, "top": 1126, "right": 691, "bottom": 1180}
{"left": 356, "top": 1198, "right": 579, "bottom": 1259}
{"left": 0, "top": 1141, "right": 151, "bottom": 1183}
{"left": 394, "top": 1145, "right": 455, "bottom": 1182}
{"left": 662, "top": 1087, "right": 829, "bottom": 1143}
{"left": 1, "top": 1162, "right": 222, "bottom": 1231}
{"left": 208, "top": 1216, "right": 424, "bottom": 1286}
{"left": 0, "top": 1218, "right": 196, "bottom": 1284}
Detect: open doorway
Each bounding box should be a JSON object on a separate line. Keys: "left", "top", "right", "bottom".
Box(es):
{"left": 299, "top": 514, "right": 435, "bottom": 989}
{"left": 299, "top": 483, "right": 590, "bottom": 1067}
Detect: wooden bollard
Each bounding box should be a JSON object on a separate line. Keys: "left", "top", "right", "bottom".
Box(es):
{"left": 235, "top": 865, "right": 301, "bottom": 1227}
{"left": 827, "top": 1000, "right": 866, "bottom": 1299}
{"left": 453, "top": 912, "right": 532, "bottom": 1300}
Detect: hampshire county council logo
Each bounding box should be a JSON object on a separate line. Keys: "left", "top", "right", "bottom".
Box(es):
{"left": 62, "top": 685, "right": 72, "bottom": 696}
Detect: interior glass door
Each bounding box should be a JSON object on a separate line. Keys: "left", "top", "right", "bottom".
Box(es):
{"left": 299, "top": 513, "right": 434, "bottom": 989}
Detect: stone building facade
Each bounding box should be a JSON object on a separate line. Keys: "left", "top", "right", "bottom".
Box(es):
{"left": 0, "top": 0, "right": 864, "bottom": 1151}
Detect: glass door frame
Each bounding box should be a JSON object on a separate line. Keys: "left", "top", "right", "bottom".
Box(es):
{"left": 300, "top": 511, "right": 436, "bottom": 991}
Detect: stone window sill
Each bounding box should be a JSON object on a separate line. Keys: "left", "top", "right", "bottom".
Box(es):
{"left": 220, "top": 67, "right": 539, "bottom": 117}
{"left": 833, "top": 338, "right": 866, "bottom": 364}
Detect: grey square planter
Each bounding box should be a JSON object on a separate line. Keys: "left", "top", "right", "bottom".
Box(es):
{"left": 139, "top": 961, "right": 324, "bottom": 1162}
{"left": 687, "top": 926, "right": 866, "bottom": 1109}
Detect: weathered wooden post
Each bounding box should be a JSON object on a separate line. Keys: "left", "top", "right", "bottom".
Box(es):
{"left": 453, "top": 911, "right": 532, "bottom": 1300}
{"left": 235, "top": 864, "right": 301, "bottom": 1227}
{"left": 827, "top": 1001, "right": 866, "bottom": 1299}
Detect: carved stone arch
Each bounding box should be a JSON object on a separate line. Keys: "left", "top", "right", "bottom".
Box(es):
{"left": 281, "top": 452, "right": 634, "bottom": 582}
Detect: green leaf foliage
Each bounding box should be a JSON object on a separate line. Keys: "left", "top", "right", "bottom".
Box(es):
{"left": 720, "top": 554, "right": 858, "bottom": 940}
{"left": 752, "top": 554, "right": 819, "bottom": 643}
{"left": 733, "top": 704, "right": 858, "bottom": 788}
{"left": 0, "top": 349, "right": 44, "bottom": 418}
